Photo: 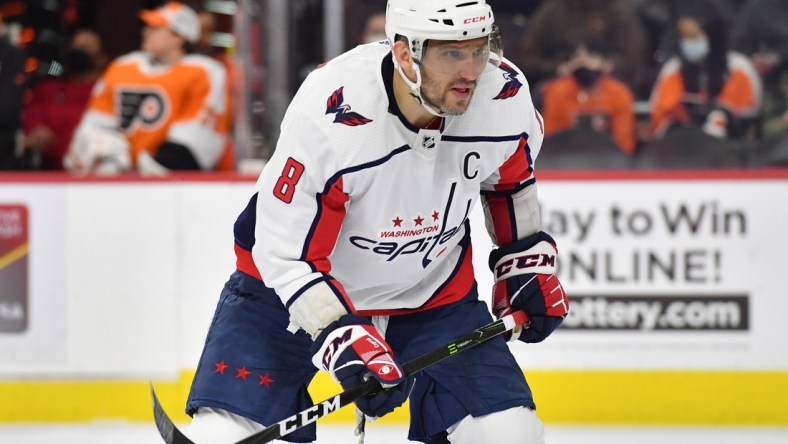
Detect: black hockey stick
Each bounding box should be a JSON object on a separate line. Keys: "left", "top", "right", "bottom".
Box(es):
{"left": 152, "top": 310, "right": 528, "bottom": 444}
{"left": 152, "top": 385, "right": 192, "bottom": 444}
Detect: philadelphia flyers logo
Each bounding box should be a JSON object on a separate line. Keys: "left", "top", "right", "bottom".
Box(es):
{"left": 493, "top": 62, "right": 522, "bottom": 100}
{"left": 325, "top": 87, "right": 373, "bottom": 126}
{"left": 118, "top": 87, "right": 170, "bottom": 131}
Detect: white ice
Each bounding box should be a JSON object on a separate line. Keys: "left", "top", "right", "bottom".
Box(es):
{"left": 1, "top": 423, "right": 788, "bottom": 444}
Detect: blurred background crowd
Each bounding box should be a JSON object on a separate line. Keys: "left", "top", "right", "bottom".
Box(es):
{"left": 0, "top": 0, "right": 786, "bottom": 172}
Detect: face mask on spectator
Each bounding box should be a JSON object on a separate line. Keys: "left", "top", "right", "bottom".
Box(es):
{"left": 573, "top": 66, "right": 602, "bottom": 88}
{"left": 63, "top": 48, "right": 94, "bottom": 75}
{"left": 680, "top": 37, "right": 709, "bottom": 63}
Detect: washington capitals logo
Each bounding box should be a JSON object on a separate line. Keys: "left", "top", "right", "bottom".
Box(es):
{"left": 325, "top": 87, "right": 373, "bottom": 126}
{"left": 493, "top": 62, "right": 523, "bottom": 100}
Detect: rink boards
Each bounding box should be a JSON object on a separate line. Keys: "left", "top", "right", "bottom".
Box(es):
{"left": 0, "top": 171, "right": 786, "bottom": 425}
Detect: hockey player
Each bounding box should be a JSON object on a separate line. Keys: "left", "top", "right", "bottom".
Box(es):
{"left": 181, "top": 0, "right": 568, "bottom": 443}
{"left": 64, "top": 1, "right": 230, "bottom": 174}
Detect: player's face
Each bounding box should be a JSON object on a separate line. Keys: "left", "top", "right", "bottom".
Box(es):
{"left": 141, "top": 25, "right": 183, "bottom": 58}
{"left": 418, "top": 37, "right": 488, "bottom": 115}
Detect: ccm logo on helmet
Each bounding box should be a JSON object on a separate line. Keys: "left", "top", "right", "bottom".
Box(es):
{"left": 495, "top": 254, "right": 555, "bottom": 279}
{"left": 464, "top": 16, "right": 487, "bottom": 24}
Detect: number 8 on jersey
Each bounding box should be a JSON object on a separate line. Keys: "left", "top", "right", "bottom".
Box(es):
{"left": 274, "top": 157, "right": 305, "bottom": 204}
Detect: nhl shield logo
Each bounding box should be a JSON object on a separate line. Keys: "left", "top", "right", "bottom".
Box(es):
{"left": 422, "top": 135, "right": 436, "bottom": 149}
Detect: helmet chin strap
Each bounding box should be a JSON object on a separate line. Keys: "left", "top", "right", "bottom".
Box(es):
{"left": 394, "top": 61, "right": 446, "bottom": 118}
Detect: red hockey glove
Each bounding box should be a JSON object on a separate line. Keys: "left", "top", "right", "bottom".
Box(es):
{"left": 310, "top": 315, "right": 414, "bottom": 418}
{"left": 489, "top": 231, "right": 569, "bottom": 343}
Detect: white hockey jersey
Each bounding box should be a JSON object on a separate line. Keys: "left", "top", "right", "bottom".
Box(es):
{"left": 234, "top": 42, "right": 545, "bottom": 317}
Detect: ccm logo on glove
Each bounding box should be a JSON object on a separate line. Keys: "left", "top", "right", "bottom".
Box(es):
{"left": 317, "top": 323, "right": 401, "bottom": 384}
{"left": 320, "top": 328, "right": 354, "bottom": 370}
{"left": 311, "top": 315, "right": 413, "bottom": 418}
{"left": 489, "top": 231, "right": 569, "bottom": 343}
{"left": 494, "top": 252, "right": 556, "bottom": 279}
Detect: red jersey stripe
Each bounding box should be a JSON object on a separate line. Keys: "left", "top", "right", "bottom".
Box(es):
{"left": 234, "top": 243, "right": 262, "bottom": 280}
{"left": 305, "top": 177, "right": 349, "bottom": 273}
{"left": 494, "top": 136, "right": 531, "bottom": 192}
{"left": 483, "top": 194, "right": 515, "bottom": 245}
{"left": 327, "top": 277, "right": 357, "bottom": 313}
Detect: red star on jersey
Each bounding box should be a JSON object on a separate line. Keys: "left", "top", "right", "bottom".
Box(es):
{"left": 432, "top": 210, "right": 440, "bottom": 221}
{"left": 213, "top": 360, "right": 229, "bottom": 374}
{"left": 235, "top": 366, "right": 252, "bottom": 381}
{"left": 258, "top": 372, "right": 274, "bottom": 388}
{"left": 414, "top": 215, "right": 424, "bottom": 226}
{"left": 392, "top": 217, "right": 403, "bottom": 227}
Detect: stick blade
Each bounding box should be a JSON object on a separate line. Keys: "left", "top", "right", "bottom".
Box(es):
{"left": 151, "top": 383, "right": 195, "bottom": 444}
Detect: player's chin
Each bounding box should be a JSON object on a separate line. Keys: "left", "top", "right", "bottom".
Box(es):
{"left": 442, "top": 99, "right": 471, "bottom": 116}
{"left": 445, "top": 91, "right": 474, "bottom": 114}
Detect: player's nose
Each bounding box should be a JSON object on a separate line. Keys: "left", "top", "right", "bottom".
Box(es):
{"left": 457, "top": 67, "right": 479, "bottom": 82}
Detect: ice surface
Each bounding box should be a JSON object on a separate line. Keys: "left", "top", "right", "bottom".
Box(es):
{"left": 1, "top": 423, "right": 788, "bottom": 444}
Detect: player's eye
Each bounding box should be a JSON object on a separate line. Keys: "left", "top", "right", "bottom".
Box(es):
{"left": 442, "top": 50, "right": 464, "bottom": 61}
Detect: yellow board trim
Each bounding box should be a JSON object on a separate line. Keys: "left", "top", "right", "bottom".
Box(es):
{"left": 2, "top": 370, "right": 787, "bottom": 424}
{"left": 0, "top": 243, "right": 28, "bottom": 270}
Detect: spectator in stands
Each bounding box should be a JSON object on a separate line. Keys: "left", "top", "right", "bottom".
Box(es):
{"left": 360, "top": 11, "right": 386, "bottom": 44}
{"left": 649, "top": 0, "right": 762, "bottom": 140}
{"left": 731, "top": 0, "right": 788, "bottom": 137}
{"left": 516, "top": 0, "right": 645, "bottom": 90}
{"left": 541, "top": 38, "right": 636, "bottom": 154}
{"left": 22, "top": 29, "right": 107, "bottom": 170}
{"left": 633, "top": 0, "right": 751, "bottom": 101}
{"left": 64, "top": 1, "right": 230, "bottom": 174}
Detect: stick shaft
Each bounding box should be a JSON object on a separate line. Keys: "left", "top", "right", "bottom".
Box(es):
{"left": 234, "top": 310, "right": 527, "bottom": 444}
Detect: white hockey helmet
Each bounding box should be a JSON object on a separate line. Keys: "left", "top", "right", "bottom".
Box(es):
{"left": 385, "top": 0, "right": 503, "bottom": 116}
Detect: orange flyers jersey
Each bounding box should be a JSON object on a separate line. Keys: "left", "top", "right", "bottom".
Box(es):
{"left": 649, "top": 53, "right": 762, "bottom": 137}
{"left": 81, "top": 51, "right": 229, "bottom": 169}
{"left": 541, "top": 75, "right": 636, "bottom": 154}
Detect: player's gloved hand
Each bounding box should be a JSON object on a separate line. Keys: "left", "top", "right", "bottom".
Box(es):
{"left": 489, "top": 231, "right": 569, "bottom": 343}
{"left": 310, "top": 314, "right": 414, "bottom": 418}
{"left": 64, "top": 124, "right": 131, "bottom": 174}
